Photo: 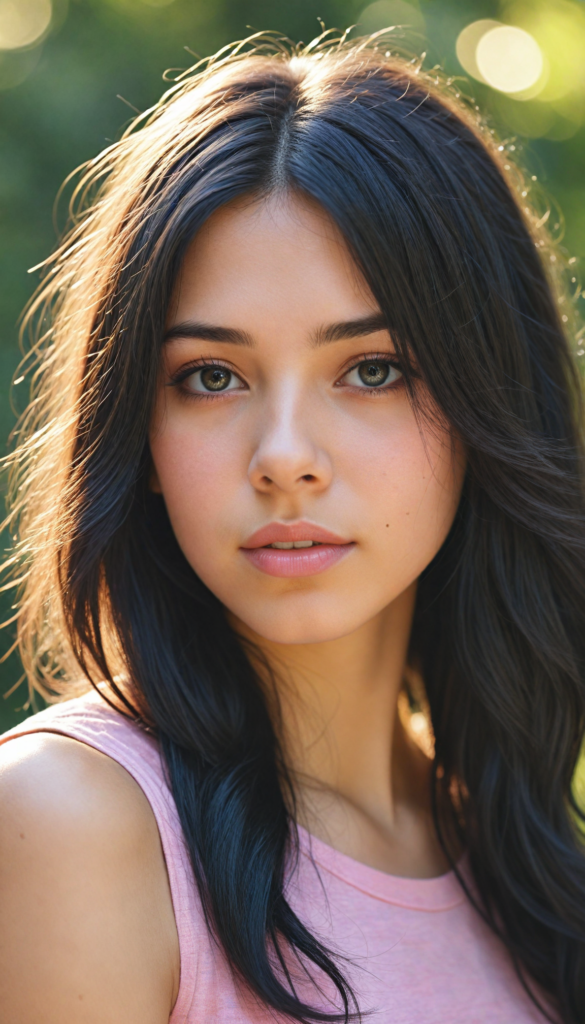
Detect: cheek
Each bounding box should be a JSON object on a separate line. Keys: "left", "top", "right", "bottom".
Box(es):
{"left": 337, "top": 407, "right": 463, "bottom": 550}
{"left": 150, "top": 415, "right": 245, "bottom": 550}
{"left": 331, "top": 410, "right": 464, "bottom": 629}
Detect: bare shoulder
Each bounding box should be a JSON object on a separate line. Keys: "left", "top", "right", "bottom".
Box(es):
{"left": 0, "top": 732, "right": 179, "bottom": 1024}
{"left": 0, "top": 730, "right": 158, "bottom": 841}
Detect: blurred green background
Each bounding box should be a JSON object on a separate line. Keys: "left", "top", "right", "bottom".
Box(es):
{"left": 1, "top": 0, "right": 585, "bottom": 732}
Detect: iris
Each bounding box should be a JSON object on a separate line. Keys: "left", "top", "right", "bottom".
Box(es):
{"left": 358, "top": 361, "right": 390, "bottom": 387}
{"left": 201, "top": 366, "right": 232, "bottom": 391}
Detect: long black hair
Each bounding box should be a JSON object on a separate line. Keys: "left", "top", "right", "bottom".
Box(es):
{"left": 5, "top": 32, "right": 585, "bottom": 1024}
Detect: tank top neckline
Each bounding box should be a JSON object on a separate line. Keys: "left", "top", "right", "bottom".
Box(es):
{"left": 296, "top": 825, "right": 466, "bottom": 911}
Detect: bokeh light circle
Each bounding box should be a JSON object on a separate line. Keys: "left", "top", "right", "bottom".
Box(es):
{"left": 476, "top": 25, "right": 544, "bottom": 94}
{"left": 455, "top": 20, "right": 502, "bottom": 85}
{"left": 0, "top": 0, "right": 52, "bottom": 50}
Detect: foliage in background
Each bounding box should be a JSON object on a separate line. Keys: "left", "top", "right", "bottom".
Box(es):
{"left": 1, "top": 0, "right": 585, "bottom": 731}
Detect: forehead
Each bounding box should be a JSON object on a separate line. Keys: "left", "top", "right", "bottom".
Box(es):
{"left": 170, "top": 193, "right": 378, "bottom": 329}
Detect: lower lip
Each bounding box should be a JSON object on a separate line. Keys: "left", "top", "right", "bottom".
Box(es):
{"left": 241, "top": 543, "right": 355, "bottom": 578}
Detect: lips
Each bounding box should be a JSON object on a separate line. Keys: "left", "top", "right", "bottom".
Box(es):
{"left": 243, "top": 521, "right": 350, "bottom": 549}
{"left": 241, "top": 521, "right": 355, "bottom": 578}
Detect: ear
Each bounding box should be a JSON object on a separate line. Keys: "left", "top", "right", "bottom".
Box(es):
{"left": 149, "top": 462, "right": 162, "bottom": 494}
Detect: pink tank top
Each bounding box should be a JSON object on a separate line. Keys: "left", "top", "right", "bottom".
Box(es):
{"left": 0, "top": 690, "right": 549, "bottom": 1023}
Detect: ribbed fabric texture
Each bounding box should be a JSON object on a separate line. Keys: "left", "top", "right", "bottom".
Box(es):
{"left": 1, "top": 691, "right": 548, "bottom": 1023}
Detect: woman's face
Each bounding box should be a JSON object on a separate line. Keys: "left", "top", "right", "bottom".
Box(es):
{"left": 150, "top": 195, "right": 465, "bottom": 644}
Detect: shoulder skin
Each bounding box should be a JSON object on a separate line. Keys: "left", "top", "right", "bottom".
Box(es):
{"left": 0, "top": 732, "right": 180, "bottom": 1024}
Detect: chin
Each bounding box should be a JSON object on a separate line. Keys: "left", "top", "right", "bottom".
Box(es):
{"left": 253, "top": 623, "right": 341, "bottom": 645}
{"left": 232, "top": 600, "right": 371, "bottom": 646}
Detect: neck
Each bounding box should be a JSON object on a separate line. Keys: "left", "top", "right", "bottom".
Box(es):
{"left": 233, "top": 584, "right": 450, "bottom": 879}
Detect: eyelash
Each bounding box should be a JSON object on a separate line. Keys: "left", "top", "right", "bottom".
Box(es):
{"left": 167, "top": 353, "right": 405, "bottom": 400}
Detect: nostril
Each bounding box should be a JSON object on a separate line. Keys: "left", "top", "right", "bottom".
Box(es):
{"left": 302, "top": 474, "right": 316, "bottom": 482}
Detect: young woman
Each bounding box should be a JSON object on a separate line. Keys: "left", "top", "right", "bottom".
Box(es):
{"left": 0, "top": 32, "right": 584, "bottom": 1024}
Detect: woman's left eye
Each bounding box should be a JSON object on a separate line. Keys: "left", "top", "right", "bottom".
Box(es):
{"left": 181, "top": 365, "right": 243, "bottom": 394}
{"left": 342, "top": 360, "right": 402, "bottom": 390}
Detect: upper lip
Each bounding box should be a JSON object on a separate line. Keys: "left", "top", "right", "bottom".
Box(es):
{"left": 242, "top": 521, "right": 352, "bottom": 549}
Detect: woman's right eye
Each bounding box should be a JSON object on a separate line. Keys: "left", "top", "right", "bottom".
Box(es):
{"left": 180, "top": 365, "right": 244, "bottom": 394}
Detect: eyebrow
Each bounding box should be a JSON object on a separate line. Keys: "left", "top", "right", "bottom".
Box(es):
{"left": 163, "top": 312, "right": 389, "bottom": 347}
{"left": 312, "top": 312, "right": 389, "bottom": 346}
{"left": 163, "top": 322, "right": 254, "bottom": 346}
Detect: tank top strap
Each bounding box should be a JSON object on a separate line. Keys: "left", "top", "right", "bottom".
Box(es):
{"left": 0, "top": 690, "right": 199, "bottom": 1023}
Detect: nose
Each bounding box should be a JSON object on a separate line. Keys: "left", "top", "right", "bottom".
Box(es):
{"left": 248, "top": 390, "right": 333, "bottom": 496}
